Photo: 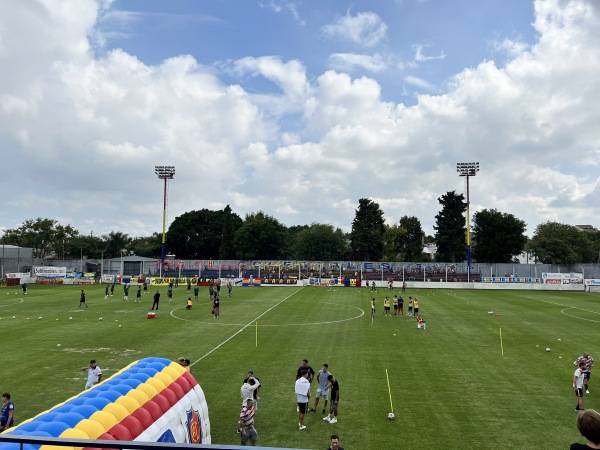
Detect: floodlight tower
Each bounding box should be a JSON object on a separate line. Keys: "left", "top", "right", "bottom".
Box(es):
{"left": 456, "top": 162, "right": 479, "bottom": 283}
{"left": 155, "top": 165, "right": 175, "bottom": 277}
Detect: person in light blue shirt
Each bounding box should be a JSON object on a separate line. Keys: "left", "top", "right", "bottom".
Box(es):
{"left": 310, "top": 364, "right": 332, "bottom": 414}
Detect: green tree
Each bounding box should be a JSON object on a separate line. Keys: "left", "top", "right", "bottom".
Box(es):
{"left": 382, "top": 224, "right": 404, "bottom": 261}
{"left": 130, "top": 233, "right": 162, "bottom": 258}
{"left": 101, "top": 231, "right": 132, "bottom": 259}
{"left": 471, "top": 209, "right": 527, "bottom": 263}
{"left": 167, "top": 208, "right": 242, "bottom": 259}
{"left": 433, "top": 191, "right": 466, "bottom": 263}
{"left": 529, "top": 222, "right": 596, "bottom": 264}
{"left": 292, "top": 223, "right": 348, "bottom": 260}
{"left": 219, "top": 205, "right": 242, "bottom": 259}
{"left": 0, "top": 218, "right": 83, "bottom": 259}
{"left": 397, "top": 216, "right": 426, "bottom": 261}
{"left": 350, "top": 198, "right": 386, "bottom": 260}
{"left": 233, "top": 212, "right": 287, "bottom": 260}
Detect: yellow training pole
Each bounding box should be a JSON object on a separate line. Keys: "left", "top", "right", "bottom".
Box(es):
{"left": 385, "top": 368, "right": 394, "bottom": 413}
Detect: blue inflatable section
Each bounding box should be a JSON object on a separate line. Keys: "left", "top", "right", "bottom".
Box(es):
{"left": 0, "top": 357, "right": 173, "bottom": 450}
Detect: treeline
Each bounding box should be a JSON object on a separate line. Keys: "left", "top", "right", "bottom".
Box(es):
{"left": 1, "top": 193, "right": 599, "bottom": 264}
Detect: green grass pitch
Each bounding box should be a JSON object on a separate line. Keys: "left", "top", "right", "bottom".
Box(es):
{"left": 1, "top": 284, "right": 598, "bottom": 449}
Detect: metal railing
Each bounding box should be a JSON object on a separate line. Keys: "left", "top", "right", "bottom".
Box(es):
{"left": 0, "top": 434, "right": 311, "bottom": 450}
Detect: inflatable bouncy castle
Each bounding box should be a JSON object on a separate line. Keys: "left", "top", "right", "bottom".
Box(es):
{"left": 1, "top": 357, "right": 210, "bottom": 448}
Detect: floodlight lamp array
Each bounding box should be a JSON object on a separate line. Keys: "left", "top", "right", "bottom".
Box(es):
{"left": 456, "top": 162, "right": 480, "bottom": 177}
{"left": 154, "top": 165, "right": 176, "bottom": 179}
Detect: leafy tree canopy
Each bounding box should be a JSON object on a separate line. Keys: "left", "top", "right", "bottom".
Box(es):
{"left": 472, "top": 209, "right": 527, "bottom": 263}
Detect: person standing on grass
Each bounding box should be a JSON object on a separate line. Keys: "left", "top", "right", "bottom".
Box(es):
{"left": 239, "top": 398, "right": 258, "bottom": 446}
{"left": 402, "top": 281, "right": 407, "bottom": 292}
{"left": 0, "top": 393, "right": 14, "bottom": 432}
{"left": 82, "top": 360, "right": 102, "bottom": 389}
{"left": 371, "top": 280, "right": 376, "bottom": 292}
{"left": 393, "top": 295, "right": 398, "bottom": 316}
{"left": 243, "top": 370, "right": 261, "bottom": 410}
{"left": 383, "top": 296, "right": 391, "bottom": 316}
{"left": 110, "top": 283, "right": 115, "bottom": 297}
{"left": 323, "top": 374, "right": 339, "bottom": 424}
{"left": 296, "top": 360, "right": 315, "bottom": 383}
{"left": 212, "top": 293, "right": 220, "bottom": 318}
{"left": 398, "top": 295, "right": 404, "bottom": 315}
{"left": 311, "top": 364, "right": 331, "bottom": 414}
{"left": 136, "top": 285, "right": 142, "bottom": 303}
{"left": 575, "top": 352, "right": 594, "bottom": 394}
{"left": 570, "top": 409, "right": 600, "bottom": 449}
{"left": 371, "top": 298, "right": 376, "bottom": 318}
{"left": 408, "top": 297, "right": 413, "bottom": 317}
{"left": 151, "top": 290, "right": 160, "bottom": 310}
{"left": 168, "top": 285, "right": 173, "bottom": 303}
{"left": 143, "top": 281, "right": 148, "bottom": 295}
{"left": 575, "top": 361, "right": 587, "bottom": 411}
{"left": 241, "top": 374, "right": 261, "bottom": 407}
{"left": 327, "top": 434, "right": 344, "bottom": 450}
{"left": 413, "top": 297, "right": 420, "bottom": 318}
{"left": 79, "top": 290, "right": 87, "bottom": 308}
{"left": 227, "top": 280, "right": 233, "bottom": 297}
{"left": 123, "top": 284, "right": 129, "bottom": 301}
{"left": 193, "top": 285, "right": 199, "bottom": 301}
{"left": 21, "top": 283, "right": 27, "bottom": 295}
{"left": 295, "top": 369, "right": 311, "bottom": 430}
{"left": 104, "top": 285, "right": 109, "bottom": 300}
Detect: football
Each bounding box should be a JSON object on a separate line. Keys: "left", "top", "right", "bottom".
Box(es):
{"left": 546, "top": 348, "right": 551, "bottom": 352}
{"left": 388, "top": 412, "right": 395, "bottom": 420}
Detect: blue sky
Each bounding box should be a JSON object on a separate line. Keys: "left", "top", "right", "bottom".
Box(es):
{"left": 98, "top": 0, "right": 536, "bottom": 105}
{"left": 0, "top": 0, "right": 598, "bottom": 241}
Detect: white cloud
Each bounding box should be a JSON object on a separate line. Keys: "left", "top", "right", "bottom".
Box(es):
{"left": 1, "top": 0, "right": 600, "bottom": 240}
{"left": 413, "top": 44, "right": 445, "bottom": 62}
{"left": 403, "top": 75, "right": 435, "bottom": 90}
{"left": 328, "top": 53, "right": 388, "bottom": 73}
{"left": 321, "top": 11, "right": 388, "bottom": 47}
{"left": 259, "top": 0, "right": 305, "bottom": 26}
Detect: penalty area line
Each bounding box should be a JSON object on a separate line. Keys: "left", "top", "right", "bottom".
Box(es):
{"left": 190, "top": 287, "right": 303, "bottom": 367}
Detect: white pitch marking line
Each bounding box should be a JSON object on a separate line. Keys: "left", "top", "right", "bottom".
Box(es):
{"left": 190, "top": 288, "right": 303, "bottom": 367}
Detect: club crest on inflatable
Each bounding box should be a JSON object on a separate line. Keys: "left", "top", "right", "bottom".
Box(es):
{"left": 1, "top": 357, "right": 211, "bottom": 449}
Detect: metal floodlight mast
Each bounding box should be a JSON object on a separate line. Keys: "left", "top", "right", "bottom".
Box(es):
{"left": 155, "top": 166, "right": 176, "bottom": 277}
{"left": 456, "top": 162, "right": 479, "bottom": 283}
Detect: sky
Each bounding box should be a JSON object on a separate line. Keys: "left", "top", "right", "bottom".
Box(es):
{"left": 0, "top": 0, "right": 599, "bottom": 241}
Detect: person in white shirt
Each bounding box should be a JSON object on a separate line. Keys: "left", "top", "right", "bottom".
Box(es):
{"left": 241, "top": 375, "right": 261, "bottom": 407}
{"left": 574, "top": 361, "right": 586, "bottom": 411}
{"left": 83, "top": 359, "right": 102, "bottom": 389}
{"left": 295, "top": 369, "right": 311, "bottom": 430}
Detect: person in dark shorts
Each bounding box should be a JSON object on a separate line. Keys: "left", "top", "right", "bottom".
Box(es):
{"left": 79, "top": 290, "right": 87, "bottom": 308}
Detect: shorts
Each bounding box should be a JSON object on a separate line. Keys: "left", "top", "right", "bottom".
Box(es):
{"left": 385, "top": 307, "right": 390, "bottom": 312}
{"left": 576, "top": 388, "right": 584, "bottom": 398}
{"left": 399, "top": 305, "right": 404, "bottom": 310}
{"left": 298, "top": 402, "right": 308, "bottom": 414}
{"left": 330, "top": 400, "right": 339, "bottom": 411}
{"left": 414, "top": 308, "right": 419, "bottom": 314}
{"left": 393, "top": 305, "right": 398, "bottom": 311}
{"left": 408, "top": 307, "right": 413, "bottom": 312}
{"left": 241, "top": 426, "right": 258, "bottom": 445}
{"left": 316, "top": 388, "right": 329, "bottom": 400}
{"left": 583, "top": 371, "right": 591, "bottom": 380}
